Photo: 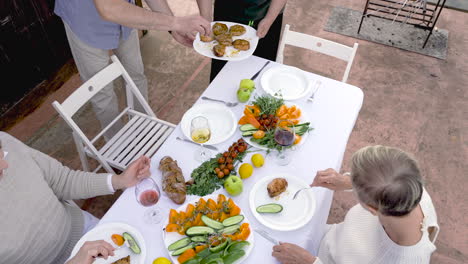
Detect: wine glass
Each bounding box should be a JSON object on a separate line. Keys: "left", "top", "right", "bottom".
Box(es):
{"left": 274, "top": 120, "right": 295, "bottom": 166}
{"left": 135, "top": 177, "right": 162, "bottom": 224}
{"left": 191, "top": 116, "right": 212, "bottom": 162}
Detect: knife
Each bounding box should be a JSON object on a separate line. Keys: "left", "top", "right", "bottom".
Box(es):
{"left": 250, "top": 61, "right": 271, "bottom": 81}
{"left": 254, "top": 229, "right": 280, "bottom": 245}
{"left": 176, "top": 137, "right": 219, "bottom": 151}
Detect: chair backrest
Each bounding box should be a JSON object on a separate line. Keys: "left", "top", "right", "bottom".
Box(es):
{"left": 276, "top": 24, "right": 359, "bottom": 83}
{"left": 52, "top": 55, "right": 155, "bottom": 173}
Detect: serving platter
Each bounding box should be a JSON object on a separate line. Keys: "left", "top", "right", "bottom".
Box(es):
{"left": 249, "top": 174, "right": 316, "bottom": 231}
{"left": 70, "top": 222, "right": 146, "bottom": 264}
{"left": 163, "top": 194, "right": 254, "bottom": 264}
{"left": 193, "top": 21, "right": 259, "bottom": 61}
{"left": 181, "top": 103, "right": 237, "bottom": 145}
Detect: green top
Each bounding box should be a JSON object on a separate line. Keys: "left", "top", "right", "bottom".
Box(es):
{"left": 214, "top": 0, "right": 272, "bottom": 24}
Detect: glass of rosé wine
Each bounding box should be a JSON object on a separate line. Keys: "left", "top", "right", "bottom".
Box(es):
{"left": 135, "top": 177, "right": 161, "bottom": 224}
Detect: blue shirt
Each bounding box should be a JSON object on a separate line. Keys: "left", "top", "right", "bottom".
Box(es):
{"left": 55, "top": 0, "right": 134, "bottom": 50}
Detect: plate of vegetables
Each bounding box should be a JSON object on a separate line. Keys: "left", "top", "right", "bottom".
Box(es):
{"left": 70, "top": 222, "right": 146, "bottom": 264}
{"left": 163, "top": 194, "right": 254, "bottom": 264}
{"left": 238, "top": 95, "right": 312, "bottom": 151}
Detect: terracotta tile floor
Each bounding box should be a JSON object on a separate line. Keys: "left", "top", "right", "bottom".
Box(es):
{"left": 5, "top": 0, "right": 467, "bottom": 263}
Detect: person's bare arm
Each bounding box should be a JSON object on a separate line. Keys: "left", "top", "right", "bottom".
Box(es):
{"left": 257, "top": 0, "right": 288, "bottom": 38}
{"left": 93, "top": 0, "right": 210, "bottom": 35}
{"left": 196, "top": 0, "right": 213, "bottom": 21}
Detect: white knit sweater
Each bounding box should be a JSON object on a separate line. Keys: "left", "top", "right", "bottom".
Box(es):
{"left": 315, "top": 190, "right": 439, "bottom": 264}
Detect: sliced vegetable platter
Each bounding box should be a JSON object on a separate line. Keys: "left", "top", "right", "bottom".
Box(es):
{"left": 163, "top": 194, "right": 254, "bottom": 264}
{"left": 238, "top": 95, "right": 312, "bottom": 151}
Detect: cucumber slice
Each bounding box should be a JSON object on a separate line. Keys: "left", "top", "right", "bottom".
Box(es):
{"left": 219, "top": 224, "right": 240, "bottom": 235}
{"left": 240, "top": 124, "right": 258, "bottom": 132}
{"left": 122, "top": 232, "right": 141, "bottom": 254}
{"left": 201, "top": 215, "right": 224, "bottom": 230}
{"left": 256, "top": 203, "right": 283, "bottom": 214}
{"left": 168, "top": 237, "right": 192, "bottom": 251}
{"left": 209, "top": 238, "right": 230, "bottom": 253}
{"left": 190, "top": 236, "right": 207, "bottom": 243}
{"left": 171, "top": 243, "right": 194, "bottom": 256}
{"left": 222, "top": 215, "right": 244, "bottom": 227}
{"left": 242, "top": 131, "right": 256, "bottom": 137}
{"left": 186, "top": 226, "right": 215, "bottom": 236}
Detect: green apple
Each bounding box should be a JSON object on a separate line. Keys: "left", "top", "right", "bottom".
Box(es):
{"left": 224, "top": 176, "right": 243, "bottom": 196}
{"left": 237, "top": 88, "right": 251, "bottom": 103}
{"left": 240, "top": 79, "right": 255, "bottom": 92}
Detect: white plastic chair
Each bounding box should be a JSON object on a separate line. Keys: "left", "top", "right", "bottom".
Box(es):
{"left": 276, "top": 24, "right": 359, "bottom": 83}
{"left": 52, "top": 55, "right": 175, "bottom": 174}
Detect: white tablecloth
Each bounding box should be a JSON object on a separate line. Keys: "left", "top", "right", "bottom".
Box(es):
{"left": 99, "top": 56, "right": 364, "bottom": 263}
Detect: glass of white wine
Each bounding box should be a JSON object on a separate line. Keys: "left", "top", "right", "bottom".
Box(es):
{"left": 191, "top": 116, "right": 212, "bottom": 162}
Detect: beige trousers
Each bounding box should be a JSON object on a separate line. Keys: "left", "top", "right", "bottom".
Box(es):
{"left": 63, "top": 21, "right": 148, "bottom": 139}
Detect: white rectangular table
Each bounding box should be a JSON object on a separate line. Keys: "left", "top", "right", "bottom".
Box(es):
{"left": 99, "top": 56, "right": 364, "bottom": 263}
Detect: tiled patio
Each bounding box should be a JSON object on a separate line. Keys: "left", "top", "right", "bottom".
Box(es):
{"left": 5, "top": 0, "right": 467, "bottom": 263}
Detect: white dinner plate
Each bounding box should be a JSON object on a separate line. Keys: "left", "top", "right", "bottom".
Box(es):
{"left": 70, "top": 222, "right": 146, "bottom": 264}
{"left": 163, "top": 194, "right": 255, "bottom": 264}
{"left": 181, "top": 103, "right": 237, "bottom": 145}
{"left": 249, "top": 174, "right": 315, "bottom": 231}
{"left": 242, "top": 102, "right": 310, "bottom": 151}
{"left": 261, "top": 66, "right": 313, "bottom": 100}
{"left": 193, "top": 21, "right": 259, "bottom": 61}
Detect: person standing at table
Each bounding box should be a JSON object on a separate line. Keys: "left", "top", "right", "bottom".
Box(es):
{"left": 271, "top": 146, "right": 439, "bottom": 264}
{"left": 0, "top": 132, "right": 151, "bottom": 263}
{"left": 54, "top": 0, "right": 210, "bottom": 138}
{"left": 196, "top": 0, "right": 288, "bottom": 81}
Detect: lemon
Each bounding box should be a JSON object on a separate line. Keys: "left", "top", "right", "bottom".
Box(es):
{"left": 251, "top": 153, "right": 265, "bottom": 168}
{"left": 239, "top": 163, "right": 254, "bottom": 179}
{"left": 153, "top": 257, "right": 172, "bottom": 264}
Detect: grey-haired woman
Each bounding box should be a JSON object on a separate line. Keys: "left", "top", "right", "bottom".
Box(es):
{"left": 273, "top": 145, "right": 439, "bottom": 264}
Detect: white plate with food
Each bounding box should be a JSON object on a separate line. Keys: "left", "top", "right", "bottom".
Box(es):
{"left": 193, "top": 21, "right": 259, "bottom": 61}
{"left": 181, "top": 103, "right": 237, "bottom": 145}
{"left": 249, "top": 174, "right": 315, "bottom": 231}
{"left": 163, "top": 194, "right": 254, "bottom": 264}
{"left": 70, "top": 222, "right": 146, "bottom": 264}
{"left": 261, "top": 66, "right": 314, "bottom": 100}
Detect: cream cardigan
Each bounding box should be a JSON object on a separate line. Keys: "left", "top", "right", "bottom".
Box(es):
{"left": 315, "top": 189, "right": 439, "bottom": 264}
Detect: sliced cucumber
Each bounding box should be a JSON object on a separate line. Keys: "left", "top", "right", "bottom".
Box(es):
{"left": 171, "top": 243, "right": 194, "bottom": 256}
{"left": 190, "top": 236, "right": 207, "bottom": 243}
{"left": 219, "top": 224, "right": 240, "bottom": 235}
{"left": 222, "top": 215, "right": 244, "bottom": 227}
{"left": 209, "top": 238, "right": 230, "bottom": 253}
{"left": 201, "top": 215, "right": 224, "bottom": 230}
{"left": 240, "top": 124, "right": 258, "bottom": 132}
{"left": 256, "top": 203, "right": 283, "bottom": 214}
{"left": 168, "top": 237, "right": 192, "bottom": 251}
{"left": 123, "top": 232, "right": 141, "bottom": 254}
{"left": 186, "top": 226, "right": 215, "bottom": 236}
{"left": 242, "top": 131, "right": 256, "bottom": 137}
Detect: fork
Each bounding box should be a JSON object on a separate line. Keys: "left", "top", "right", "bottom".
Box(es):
{"left": 307, "top": 80, "right": 322, "bottom": 102}
{"left": 292, "top": 186, "right": 314, "bottom": 200}
{"left": 201, "top": 96, "right": 239, "bottom": 107}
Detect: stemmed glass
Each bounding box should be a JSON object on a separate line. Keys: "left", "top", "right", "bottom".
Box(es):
{"left": 274, "top": 120, "right": 295, "bottom": 166}
{"left": 191, "top": 116, "right": 212, "bottom": 162}
{"left": 135, "top": 177, "right": 162, "bottom": 224}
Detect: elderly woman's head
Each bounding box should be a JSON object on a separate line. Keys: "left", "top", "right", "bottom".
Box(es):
{"left": 350, "top": 145, "right": 423, "bottom": 217}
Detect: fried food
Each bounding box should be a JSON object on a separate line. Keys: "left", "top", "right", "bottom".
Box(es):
{"left": 112, "top": 256, "right": 130, "bottom": 264}
{"left": 229, "top": 24, "right": 246, "bottom": 36}
{"left": 267, "top": 178, "right": 288, "bottom": 198}
{"left": 159, "top": 156, "right": 186, "bottom": 204}
{"left": 215, "top": 33, "right": 233, "bottom": 46}
{"left": 213, "top": 44, "right": 226, "bottom": 57}
{"left": 233, "top": 39, "right": 250, "bottom": 51}
{"left": 200, "top": 34, "right": 214, "bottom": 42}
{"left": 212, "top": 22, "right": 228, "bottom": 35}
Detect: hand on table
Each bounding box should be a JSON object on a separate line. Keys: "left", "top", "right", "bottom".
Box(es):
{"left": 174, "top": 15, "right": 211, "bottom": 37}
{"left": 112, "top": 156, "right": 151, "bottom": 190}
{"left": 311, "top": 168, "right": 352, "bottom": 191}
{"left": 257, "top": 17, "right": 274, "bottom": 38}
{"left": 272, "top": 242, "right": 317, "bottom": 264}
{"left": 171, "top": 31, "right": 195, "bottom": 48}
{"left": 66, "top": 240, "right": 115, "bottom": 264}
